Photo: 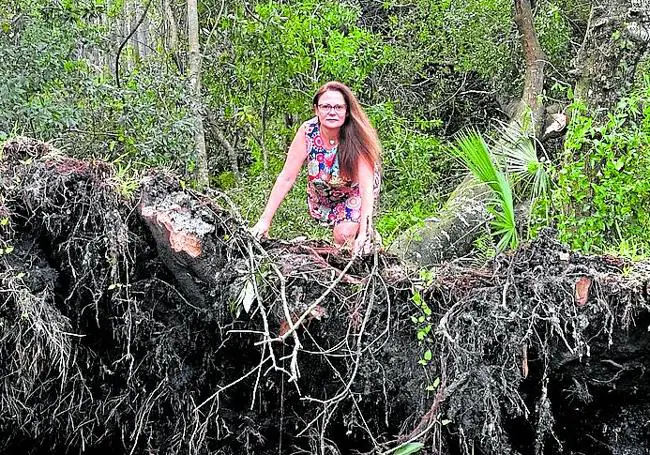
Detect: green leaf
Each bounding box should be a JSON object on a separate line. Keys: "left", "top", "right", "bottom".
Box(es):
{"left": 423, "top": 350, "right": 432, "bottom": 361}
{"left": 450, "top": 130, "right": 518, "bottom": 252}
{"left": 395, "top": 442, "right": 424, "bottom": 455}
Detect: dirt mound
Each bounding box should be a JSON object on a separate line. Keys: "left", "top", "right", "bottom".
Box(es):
{"left": 1, "top": 138, "right": 649, "bottom": 454}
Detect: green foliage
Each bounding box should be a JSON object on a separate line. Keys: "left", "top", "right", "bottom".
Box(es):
{"left": 450, "top": 122, "right": 551, "bottom": 252}
{"left": 215, "top": 171, "right": 237, "bottom": 189}
{"left": 473, "top": 232, "right": 498, "bottom": 262}
{"left": 0, "top": 0, "right": 195, "bottom": 169}
{"left": 534, "top": 1, "right": 572, "bottom": 66}
{"left": 374, "top": 0, "right": 518, "bottom": 126}
{"left": 451, "top": 131, "right": 518, "bottom": 251}
{"left": 552, "top": 81, "right": 650, "bottom": 253}
{"left": 410, "top": 289, "right": 433, "bottom": 344}
{"left": 492, "top": 120, "right": 551, "bottom": 200}
{"left": 394, "top": 442, "right": 424, "bottom": 455}
{"left": 389, "top": 0, "right": 514, "bottom": 80}
{"left": 370, "top": 104, "right": 452, "bottom": 243}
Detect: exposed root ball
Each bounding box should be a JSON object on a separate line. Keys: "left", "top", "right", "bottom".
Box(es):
{"left": 1, "top": 138, "right": 650, "bottom": 455}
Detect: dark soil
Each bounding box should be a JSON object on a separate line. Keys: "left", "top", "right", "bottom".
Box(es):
{"left": 1, "top": 137, "right": 649, "bottom": 455}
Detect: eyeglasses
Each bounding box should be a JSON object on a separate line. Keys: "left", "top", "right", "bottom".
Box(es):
{"left": 318, "top": 104, "right": 347, "bottom": 114}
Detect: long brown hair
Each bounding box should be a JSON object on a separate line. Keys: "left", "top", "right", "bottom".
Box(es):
{"left": 312, "top": 81, "right": 381, "bottom": 181}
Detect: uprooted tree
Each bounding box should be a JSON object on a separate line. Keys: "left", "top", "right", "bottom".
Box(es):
{"left": 2, "top": 136, "right": 650, "bottom": 454}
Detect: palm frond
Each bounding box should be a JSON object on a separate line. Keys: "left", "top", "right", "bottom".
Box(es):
{"left": 491, "top": 120, "right": 550, "bottom": 199}
{"left": 450, "top": 130, "right": 518, "bottom": 251}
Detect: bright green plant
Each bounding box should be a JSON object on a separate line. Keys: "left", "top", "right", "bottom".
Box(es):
{"left": 451, "top": 131, "right": 518, "bottom": 251}
{"left": 394, "top": 442, "right": 424, "bottom": 455}
{"left": 451, "top": 120, "right": 552, "bottom": 252}
{"left": 411, "top": 290, "right": 433, "bottom": 344}
{"left": 492, "top": 120, "right": 551, "bottom": 199}
{"left": 552, "top": 80, "right": 650, "bottom": 253}
{"left": 534, "top": 1, "right": 573, "bottom": 68}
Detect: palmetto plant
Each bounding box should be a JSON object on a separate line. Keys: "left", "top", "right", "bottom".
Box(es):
{"left": 451, "top": 131, "right": 518, "bottom": 252}
{"left": 492, "top": 120, "right": 550, "bottom": 198}
{"left": 450, "top": 125, "right": 550, "bottom": 252}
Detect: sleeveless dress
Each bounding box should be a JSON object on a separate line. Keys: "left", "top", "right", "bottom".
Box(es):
{"left": 304, "top": 118, "right": 380, "bottom": 225}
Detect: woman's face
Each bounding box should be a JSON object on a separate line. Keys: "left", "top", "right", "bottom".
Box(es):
{"left": 315, "top": 90, "right": 347, "bottom": 130}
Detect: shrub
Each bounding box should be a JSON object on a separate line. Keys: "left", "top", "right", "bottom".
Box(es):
{"left": 552, "top": 80, "right": 650, "bottom": 253}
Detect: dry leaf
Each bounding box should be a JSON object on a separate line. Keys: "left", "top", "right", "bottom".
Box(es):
{"left": 237, "top": 278, "right": 256, "bottom": 313}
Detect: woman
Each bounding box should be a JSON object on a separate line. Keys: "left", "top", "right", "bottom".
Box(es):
{"left": 250, "top": 81, "right": 381, "bottom": 254}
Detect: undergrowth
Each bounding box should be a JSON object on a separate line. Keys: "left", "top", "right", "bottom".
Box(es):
{"left": 551, "top": 77, "right": 650, "bottom": 255}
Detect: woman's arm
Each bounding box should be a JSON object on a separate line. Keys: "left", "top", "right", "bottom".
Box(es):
{"left": 353, "top": 157, "right": 375, "bottom": 254}
{"left": 251, "top": 124, "right": 307, "bottom": 239}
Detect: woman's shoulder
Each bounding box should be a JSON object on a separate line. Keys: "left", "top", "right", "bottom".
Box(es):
{"left": 303, "top": 116, "right": 318, "bottom": 127}
{"left": 301, "top": 117, "right": 319, "bottom": 135}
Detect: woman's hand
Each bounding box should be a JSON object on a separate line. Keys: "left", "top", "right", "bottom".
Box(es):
{"left": 250, "top": 218, "right": 271, "bottom": 240}
{"left": 353, "top": 230, "right": 368, "bottom": 255}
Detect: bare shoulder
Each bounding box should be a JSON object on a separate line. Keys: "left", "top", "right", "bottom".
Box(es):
{"left": 301, "top": 117, "right": 318, "bottom": 131}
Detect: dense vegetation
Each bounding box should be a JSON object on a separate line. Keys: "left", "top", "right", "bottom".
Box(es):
{"left": 2, "top": 0, "right": 648, "bottom": 254}
{"left": 3, "top": 2, "right": 650, "bottom": 454}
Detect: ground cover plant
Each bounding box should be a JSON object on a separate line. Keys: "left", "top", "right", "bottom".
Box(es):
{"left": 551, "top": 79, "right": 650, "bottom": 255}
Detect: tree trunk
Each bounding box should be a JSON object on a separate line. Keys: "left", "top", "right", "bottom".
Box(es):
{"left": 164, "top": 0, "right": 179, "bottom": 54}
{"left": 135, "top": 1, "right": 149, "bottom": 60}
{"left": 187, "top": 0, "right": 209, "bottom": 188}
{"left": 387, "top": 176, "right": 491, "bottom": 267}
{"left": 512, "top": 0, "right": 546, "bottom": 134}
{"left": 122, "top": 0, "right": 132, "bottom": 71}
{"left": 573, "top": 0, "right": 650, "bottom": 113}
{"left": 390, "top": 1, "right": 547, "bottom": 267}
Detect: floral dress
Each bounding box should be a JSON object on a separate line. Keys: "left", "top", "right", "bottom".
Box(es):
{"left": 304, "top": 118, "right": 380, "bottom": 225}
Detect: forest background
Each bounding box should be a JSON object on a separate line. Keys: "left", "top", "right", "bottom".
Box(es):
{"left": 2, "top": 0, "right": 649, "bottom": 258}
